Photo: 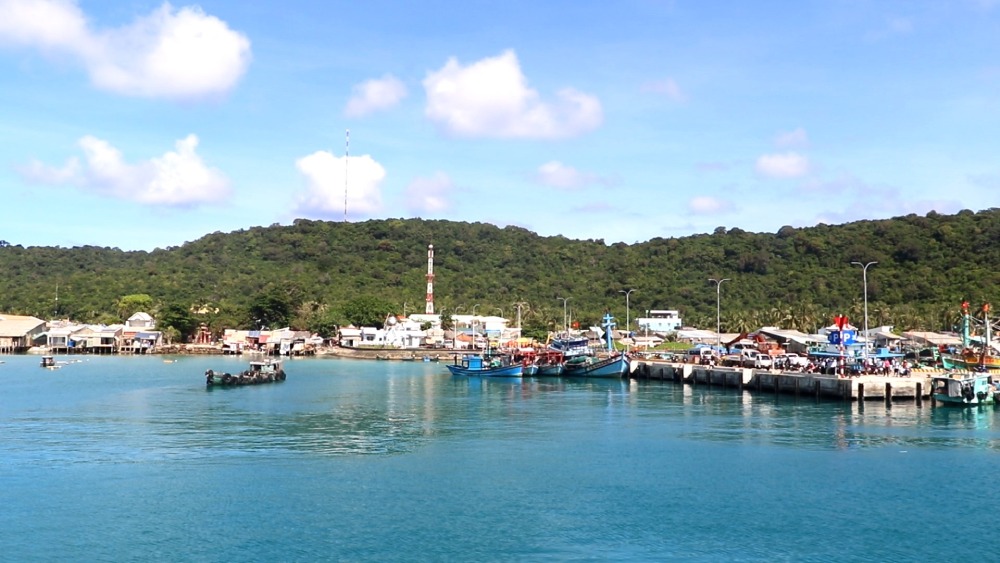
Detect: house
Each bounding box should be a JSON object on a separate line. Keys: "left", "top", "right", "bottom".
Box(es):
{"left": 0, "top": 314, "right": 46, "bottom": 353}
{"left": 338, "top": 327, "right": 363, "bottom": 347}
{"left": 70, "top": 325, "right": 124, "bottom": 354}
{"left": 126, "top": 312, "right": 156, "bottom": 329}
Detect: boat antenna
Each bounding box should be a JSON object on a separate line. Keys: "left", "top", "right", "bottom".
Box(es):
{"left": 344, "top": 129, "right": 349, "bottom": 222}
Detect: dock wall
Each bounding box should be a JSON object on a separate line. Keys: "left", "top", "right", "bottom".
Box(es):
{"left": 632, "top": 361, "right": 932, "bottom": 402}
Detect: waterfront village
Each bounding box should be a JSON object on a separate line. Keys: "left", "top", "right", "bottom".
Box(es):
{"left": 0, "top": 306, "right": 966, "bottom": 375}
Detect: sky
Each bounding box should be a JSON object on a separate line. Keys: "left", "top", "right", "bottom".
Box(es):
{"left": 2, "top": 0, "right": 1000, "bottom": 251}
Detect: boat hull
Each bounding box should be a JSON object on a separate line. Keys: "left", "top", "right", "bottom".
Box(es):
{"left": 562, "top": 354, "right": 630, "bottom": 378}
{"left": 941, "top": 353, "right": 1000, "bottom": 372}
{"left": 446, "top": 364, "right": 523, "bottom": 378}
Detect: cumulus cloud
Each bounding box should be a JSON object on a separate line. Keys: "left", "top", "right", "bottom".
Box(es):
{"left": 688, "top": 196, "right": 731, "bottom": 214}
{"left": 293, "top": 151, "right": 385, "bottom": 219}
{"left": 344, "top": 74, "right": 408, "bottom": 117}
{"left": 534, "top": 161, "right": 604, "bottom": 190}
{"left": 423, "top": 49, "right": 602, "bottom": 139}
{"left": 20, "top": 134, "right": 231, "bottom": 206}
{"left": 755, "top": 152, "right": 810, "bottom": 178}
{"left": 405, "top": 172, "right": 453, "bottom": 214}
{"left": 0, "top": 0, "right": 251, "bottom": 100}
{"left": 641, "top": 78, "right": 686, "bottom": 102}
{"left": 774, "top": 127, "right": 809, "bottom": 148}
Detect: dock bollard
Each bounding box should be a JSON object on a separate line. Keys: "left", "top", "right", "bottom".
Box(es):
{"left": 858, "top": 383, "right": 865, "bottom": 402}
{"left": 884, "top": 382, "right": 892, "bottom": 406}
{"left": 916, "top": 382, "right": 922, "bottom": 406}
{"left": 814, "top": 380, "right": 821, "bottom": 400}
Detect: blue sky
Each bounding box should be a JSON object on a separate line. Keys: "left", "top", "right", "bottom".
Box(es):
{"left": 2, "top": 0, "right": 1000, "bottom": 251}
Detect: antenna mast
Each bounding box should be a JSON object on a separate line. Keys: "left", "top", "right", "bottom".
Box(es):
{"left": 344, "top": 129, "right": 349, "bottom": 222}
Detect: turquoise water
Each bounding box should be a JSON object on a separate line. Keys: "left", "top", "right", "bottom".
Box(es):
{"left": 1, "top": 355, "right": 998, "bottom": 561}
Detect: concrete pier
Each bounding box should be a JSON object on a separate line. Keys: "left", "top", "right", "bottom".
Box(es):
{"left": 632, "top": 360, "right": 934, "bottom": 402}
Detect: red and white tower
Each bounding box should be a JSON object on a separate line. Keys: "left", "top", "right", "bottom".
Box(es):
{"left": 425, "top": 244, "right": 435, "bottom": 314}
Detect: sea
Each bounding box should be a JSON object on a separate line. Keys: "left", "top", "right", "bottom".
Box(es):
{"left": 1, "top": 354, "right": 998, "bottom": 562}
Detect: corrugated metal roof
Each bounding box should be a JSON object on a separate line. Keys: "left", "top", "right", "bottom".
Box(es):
{"left": 0, "top": 315, "right": 45, "bottom": 337}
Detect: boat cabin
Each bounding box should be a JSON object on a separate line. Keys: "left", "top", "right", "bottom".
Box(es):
{"left": 40, "top": 355, "right": 55, "bottom": 368}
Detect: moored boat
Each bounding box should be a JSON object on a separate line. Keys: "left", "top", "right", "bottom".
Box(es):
{"left": 941, "top": 302, "right": 1000, "bottom": 372}
{"left": 931, "top": 372, "right": 1000, "bottom": 406}
{"left": 561, "top": 353, "right": 631, "bottom": 378}
{"left": 206, "top": 359, "right": 286, "bottom": 387}
{"left": 446, "top": 353, "right": 523, "bottom": 377}
{"left": 40, "top": 355, "right": 59, "bottom": 369}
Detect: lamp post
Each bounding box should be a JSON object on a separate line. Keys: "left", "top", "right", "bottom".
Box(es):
{"left": 619, "top": 289, "right": 635, "bottom": 336}
{"left": 851, "top": 261, "right": 877, "bottom": 364}
{"left": 472, "top": 304, "right": 480, "bottom": 350}
{"left": 708, "top": 278, "right": 730, "bottom": 352}
{"left": 453, "top": 307, "right": 463, "bottom": 349}
{"left": 556, "top": 297, "right": 570, "bottom": 335}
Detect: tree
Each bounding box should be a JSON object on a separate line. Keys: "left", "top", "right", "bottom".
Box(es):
{"left": 342, "top": 296, "right": 394, "bottom": 327}
{"left": 158, "top": 303, "right": 198, "bottom": 342}
{"left": 248, "top": 291, "right": 292, "bottom": 330}
{"left": 116, "top": 294, "right": 155, "bottom": 320}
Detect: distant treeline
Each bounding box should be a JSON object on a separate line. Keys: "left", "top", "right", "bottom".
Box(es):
{"left": 3, "top": 209, "right": 999, "bottom": 340}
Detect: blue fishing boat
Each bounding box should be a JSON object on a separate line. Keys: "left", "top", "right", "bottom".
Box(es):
{"left": 931, "top": 372, "right": 1000, "bottom": 406}
{"left": 446, "top": 353, "right": 523, "bottom": 378}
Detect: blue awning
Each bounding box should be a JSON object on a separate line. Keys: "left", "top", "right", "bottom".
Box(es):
{"left": 136, "top": 332, "right": 157, "bottom": 340}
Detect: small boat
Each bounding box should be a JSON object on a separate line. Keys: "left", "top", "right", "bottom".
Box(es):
{"left": 931, "top": 372, "right": 1000, "bottom": 406}
{"left": 206, "top": 359, "right": 286, "bottom": 387}
{"left": 40, "top": 356, "right": 60, "bottom": 369}
{"left": 446, "top": 353, "right": 523, "bottom": 377}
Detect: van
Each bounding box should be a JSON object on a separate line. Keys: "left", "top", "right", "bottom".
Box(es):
{"left": 685, "top": 347, "right": 717, "bottom": 364}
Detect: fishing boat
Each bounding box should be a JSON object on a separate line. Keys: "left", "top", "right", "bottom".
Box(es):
{"left": 445, "top": 353, "right": 523, "bottom": 377}
{"left": 206, "top": 359, "right": 286, "bottom": 387}
{"left": 941, "top": 302, "right": 1000, "bottom": 372}
{"left": 562, "top": 353, "right": 631, "bottom": 378}
{"left": 931, "top": 372, "right": 1000, "bottom": 406}
{"left": 40, "top": 355, "right": 59, "bottom": 369}
{"left": 560, "top": 313, "right": 632, "bottom": 378}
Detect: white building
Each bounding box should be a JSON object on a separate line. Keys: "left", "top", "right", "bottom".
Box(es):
{"left": 635, "top": 310, "right": 683, "bottom": 333}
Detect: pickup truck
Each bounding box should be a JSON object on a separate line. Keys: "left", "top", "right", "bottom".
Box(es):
{"left": 774, "top": 353, "right": 808, "bottom": 369}
{"left": 722, "top": 349, "right": 772, "bottom": 369}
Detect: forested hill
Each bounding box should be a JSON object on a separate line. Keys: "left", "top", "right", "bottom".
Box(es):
{"left": 2, "top": 209, "right": 1000, "bottom": 338}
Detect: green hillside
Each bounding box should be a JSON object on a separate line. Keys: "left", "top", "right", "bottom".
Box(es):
{"left": 2, "top": 209, "right": 999, "bottom": 339}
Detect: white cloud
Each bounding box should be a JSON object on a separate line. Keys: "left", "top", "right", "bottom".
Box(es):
{"left": 535, "top": 161, "right": 603, "bottom": 190}
{"left": 774, "top": 127, "right": 809, "bottom": 148}
{"left": 344, "top": 74, "right": 408, "bottom": 117}
{"left": 405, "top": 172, "right": 453, "bottom": 214}
{"left": 641, "top": 78, "right": 686, "bottom": 102}
{"left": 20, "top": 134, "right": 231, "bottom": 206}
{"left": 0, "top": 0, "right": 251, "bottom": 100}
{"left": 755, "top": 152, "right": 810, "bottom": 178}
{"left": 293, "top": 151, "right": 385, "bottom": 219}
{"left": 423, "top": 49, "right": 602, "bottom": 139}
{"left": 688, "top": 196, "right": 731, "bottom": 214}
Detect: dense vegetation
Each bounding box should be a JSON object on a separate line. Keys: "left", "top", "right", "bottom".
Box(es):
{"left": 2, "top": 208, "right": 999, "bottom": 340}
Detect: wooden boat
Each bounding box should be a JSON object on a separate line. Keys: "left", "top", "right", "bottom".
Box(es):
{"left": 941, "top": 302, "right": 1000, "bottom": 372}
{"left": 40, "top": 355, "right": 60, "bottom": 369}
{"left": 931, "top": 372, "right": 999, "bottom": 406}
{"left": 445, "top": 353, "right": 522, "bottom": 377}
{"left": 206, "top": 359, "right": 286, "bottom": 387}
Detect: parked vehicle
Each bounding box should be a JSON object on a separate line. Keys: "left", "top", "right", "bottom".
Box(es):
{"left": 774, "top": 353, "right": 808, "bottom": 369}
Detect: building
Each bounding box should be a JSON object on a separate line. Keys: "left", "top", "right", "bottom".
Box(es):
{"left": 0, "top": 314, "right": 46, "bottom": 353}
{"left": 635, "top": 310, "right": 683, "bottom": 333}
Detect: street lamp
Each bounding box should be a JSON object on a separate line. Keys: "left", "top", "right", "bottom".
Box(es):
{"left": 708, "top": 278, "right": 730, "bottom": 352}
{"left": 851, "top": 261, "right": 877, "bottom": 364}
{"left": 619, "top": 289, "right": 635, "bottom": 335}
{"left": 472, "top": 304, "right": 480, "bottom": 350}
{"left": 556, "top": 297, "right": 570, "bottom": 335}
